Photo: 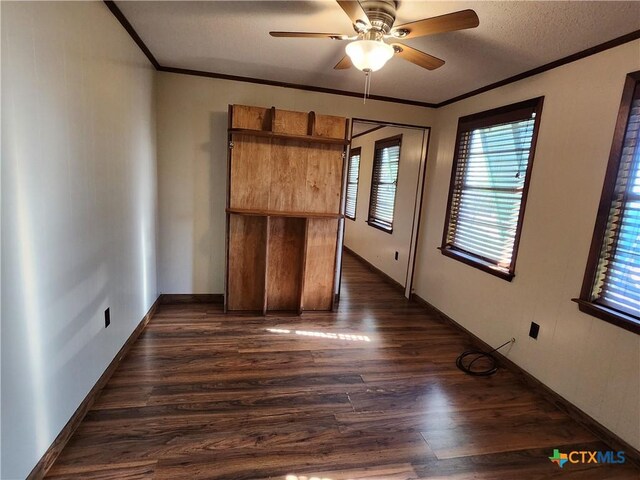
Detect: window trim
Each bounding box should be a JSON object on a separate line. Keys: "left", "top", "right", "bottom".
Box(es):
{"left": 367, "top": 134, "right": 403, "bottom": 234}
{"left": 574, "top": 70, "right": 640, "bottom": 335}
{"left": 440, "top": 97, "right": 545, "bottom": 281}
{"left": 345, "top": 147, "right": 361, "bottom": 221}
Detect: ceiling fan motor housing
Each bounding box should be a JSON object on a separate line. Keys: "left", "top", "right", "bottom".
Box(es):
{"left": 360, "top": 0, "right": 397, "bottom": 34}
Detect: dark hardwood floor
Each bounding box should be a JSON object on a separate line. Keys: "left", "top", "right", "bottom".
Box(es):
{"left": 47, "top": 253, "right": 639, "bottom": 479}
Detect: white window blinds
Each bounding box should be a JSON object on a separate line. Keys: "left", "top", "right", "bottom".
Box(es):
{"left": 591, "top": 85, "right": 640, "bottom": 318}
{"left": 442, "top": 98, "right": 544, "bottom": 279}
{"left": 345, "top": 147, "right": 360, "bottom": 219}
{"left": 368, "top": 136, "right": 402, "bottom": 232}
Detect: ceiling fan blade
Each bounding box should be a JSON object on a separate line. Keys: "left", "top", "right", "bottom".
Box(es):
{"left": 270, "top": 31, "right": 349, "bottom": 40}
{"left": 334, "top": 55, "right": 353, "bottom": 70}
{"left": 391, "top": 43, "right": 445, "bottom": 70}
{"left": 336, "top": 1, "right": 370, "bottom": 28}
{"left": 392, "top": 9, "right": 479, "bottom": 39}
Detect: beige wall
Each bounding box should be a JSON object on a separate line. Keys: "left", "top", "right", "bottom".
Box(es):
{"left": 1, "top": 2, "right": 158, "bottom": 478}
{"left": 155, "top": 72, "right": 436, "bottom": 294}
{"left": 344, "top": 126, "right": 428, "bottom": 286}
{"left": 413, "top": 40, "right": 640, "bottom": 449}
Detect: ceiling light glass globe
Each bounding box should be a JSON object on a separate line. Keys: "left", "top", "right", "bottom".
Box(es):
{"left": 345, "top": 40, "right": 394, "bottom": 72}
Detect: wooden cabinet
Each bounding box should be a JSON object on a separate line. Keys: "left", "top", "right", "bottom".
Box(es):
{"left": 225, "top": 105, "right": 349, "bottom": 313}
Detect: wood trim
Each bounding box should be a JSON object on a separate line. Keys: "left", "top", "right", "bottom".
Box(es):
{"left": 410, "top": 293, "right": 640, "bottom": 467}
{"left": 336, "top": 122, "right": 354, "bottom": 302}
{"left": 439, "top": 247, "right": 514, "bottom": 281}
{"left": 405, "top": 127, "right": 432, "bottom": 297}
{"left": 104, "top": 3, "right": 640, "bottom": 110}
{"left": 263, "top": 216, "right": 271, "bottom": 316}
{"left": 26, "top": 295, "right": 162, "bottom": 480}
{"left": 229, "top": 128, "right": 349, "bottom": 145}
{"left": 331, "top": 219, "right": 342, "bottom": 312}
{"left": 366, "top": 220, "right": 393, "bottom": 234}
{"left": 227, "top": 207, "right": 342, "bottom": 219}
{"left": 437, "top": 29, "right": 640, "bottom": 107}
{"left": 157, "top": 34, "right": 640, "bottom": 110}
{"left": 440, "top": 96, "right": 544, "bottom": 281}
{"left": 577, "top": 71, "right": 640, "bottom": 334}
{"left": 373, "top": 133, "right": 403, "bottom": 150}
{"left": 457, "top": 97, "right": 543, "bottom": 131}
{"left": 224, "top": 105, "right": 233, "bottom": 313}
{"left": 307, "top": 111, "right": 316, "bottom": 136}
{"left": 333, "top": 126, "right": 351, "bottom": 311}
{"left": 572, "top": 298, "right": 640, "bottom": 335}
{"left": 343, "top": 246, "right": 404, "bottom": 292}
{"left": 159, "top": 66, "right": 439, "bottom": 108}
{"left": 507, "top": 96, "right": 544, "bottom": 278}
{"left": 351, "top": 117, "right": 431, "bottom": 130}
{"left": 267, "top": 106, "right": 276, "bottom": 132}
{"left": 158, "top": 294, "right": 224, "bottom": 304}
{"left": 299, "top": 218, "right": 309, "bottom": 314}
{"left": 103, "top": 1, "right": 160, "bottom": 69}
{"left": 351, "top": 125, "right": 385, "bottom": 139}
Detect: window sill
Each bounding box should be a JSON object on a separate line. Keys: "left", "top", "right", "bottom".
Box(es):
{"left": 345, "top": 215, "right": 356, "bottom": 221}
{"left": 439, "top": 247, "right": 514, "bottom": 282}
{"left": 572, "top": 298, "right": 640, "bottom": 335}
{"left": 367, "top": 221, "right": 393, "bottom": 234}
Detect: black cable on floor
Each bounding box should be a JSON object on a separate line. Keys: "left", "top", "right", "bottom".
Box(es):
{"left": 455, "top": 339, "right": 514, "bottom": 376}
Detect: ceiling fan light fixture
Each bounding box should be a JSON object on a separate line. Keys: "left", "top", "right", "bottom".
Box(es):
{"left": 345, "top": 39, "right": 394, "bottom": 72}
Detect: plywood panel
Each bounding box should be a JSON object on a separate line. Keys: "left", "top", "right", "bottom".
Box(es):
{"left": 315, "top": 114, "right": 347, "bottom": 139}
{"left": 303, "top": 218, "right": 339, "bottom": 310}
{"left": 268, "top": 139, "right": 308, "bottom": 212}
{"left": 230, "top": 135, "right": 271, "bottom": 210}
{"left": 267, "top": 217, "right": 306, "bottom": 311}
{"left": 305, "top": 144, "right": 344, "bottom": 214}
{"left": 228, "top": 214, "right": 267, "bottom": 311}
{"left": 273, "top": 109, "right": 308, "bottom": 136}
{"left": 231, "top": 105, "right": 271, "bottom": 130}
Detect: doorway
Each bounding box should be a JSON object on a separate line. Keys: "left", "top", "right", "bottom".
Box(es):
{"left": 336, "top": 119, "right": 430, "bottom": 300}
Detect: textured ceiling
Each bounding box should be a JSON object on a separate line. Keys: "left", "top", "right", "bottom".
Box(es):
{"left": 115, "top": 1, "right": 640, "bottom": 104}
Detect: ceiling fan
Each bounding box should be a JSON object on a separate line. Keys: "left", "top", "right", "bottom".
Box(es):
{"left": 270, "top": 0, "right": 479, "bottom": 74}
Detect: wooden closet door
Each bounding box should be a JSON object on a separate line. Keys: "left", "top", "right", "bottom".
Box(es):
{"left": 266, "top": 217, "right": 305, "bottom": 311}
{"left": 227, "top": 215, "right": 267, "bottom": 311}
{"left": 302, "top": 218, "right": 339, "bottom": 310}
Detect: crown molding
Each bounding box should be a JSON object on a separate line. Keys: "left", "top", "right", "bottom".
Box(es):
{"left": 105, "top": 1, "right": 640, "bottom": 110}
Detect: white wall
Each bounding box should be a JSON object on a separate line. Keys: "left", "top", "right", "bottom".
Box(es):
{"left": 1, "top": 2, "right": 158, "bottom": 478}
{"left": 413, "top": 40, "right": 640, "bottom": 449}
{"left": 155, "top": 72, "right": 436, "bottom": 294}
{"left": 344, "top": 126, "right": 428, "bottom": 286}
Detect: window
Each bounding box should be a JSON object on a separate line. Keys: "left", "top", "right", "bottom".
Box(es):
{"left": 345, "top": 147, "right": 361, "bottom": 220}
{"left": 575, "top": 71, "right": 640, "bottom": 334}
{"left": 368, "top": 135, "right": 402, "bottom": 233}
{"left": 440, "top": 97, "right": 544, "bottom": 280}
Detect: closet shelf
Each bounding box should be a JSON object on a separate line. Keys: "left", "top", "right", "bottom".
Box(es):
{"left": 227, "top": 208, "right": 342, "bottom": 219}
{"left": 229, "top": 128, "right": 349, "bottom": 146}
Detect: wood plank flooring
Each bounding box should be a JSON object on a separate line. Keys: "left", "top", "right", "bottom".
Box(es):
{"left": 47, "top": 253, "right": 639, "bottom": 479}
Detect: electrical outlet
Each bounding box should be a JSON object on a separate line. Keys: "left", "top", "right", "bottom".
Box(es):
{"left": 529, "top": 322, "right": 539, "bottom": 339}
{"left": 394, "top": 251, "right": 399, "bottom": 260}
{"left": 104, "top": 308, "right": 111, "bottom": 328}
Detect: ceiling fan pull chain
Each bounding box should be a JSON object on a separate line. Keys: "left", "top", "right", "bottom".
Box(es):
{"left": 363, "top": 71, "right": 368, "bottom": 103}
{"left": 363, "top": 70, "right": 371, "bottom": 104}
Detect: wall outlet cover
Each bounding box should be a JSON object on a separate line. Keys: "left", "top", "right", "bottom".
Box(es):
{"left": 529, "top": 321, "right": 539, "bottom": 339}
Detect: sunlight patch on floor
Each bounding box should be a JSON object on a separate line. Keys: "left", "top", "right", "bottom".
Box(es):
{"left": 286, "top": 475, "right": 334, "bottom": 480}
{"left": 266, "top": 328, "right": 371, "bottom": 342}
